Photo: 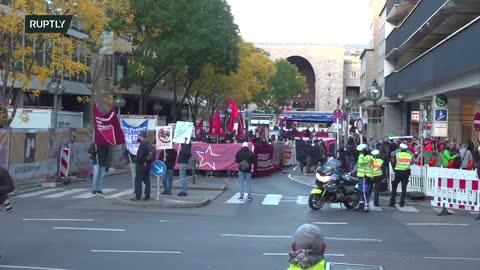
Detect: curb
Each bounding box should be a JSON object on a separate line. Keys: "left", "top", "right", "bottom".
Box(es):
{"left": 112, "top": 196, "right": 213, "bottom": 209}
{"left": 152, "top": 184, "right": 227, "bottom": 192}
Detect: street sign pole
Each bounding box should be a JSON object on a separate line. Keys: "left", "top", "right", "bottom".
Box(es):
{"left": 157, "top": 175, "right": 160, "bottom": 201}
{"left": 151, "top": 160, "right": 166, "bottom": 201}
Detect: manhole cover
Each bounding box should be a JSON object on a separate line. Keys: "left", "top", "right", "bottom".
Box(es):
{"left": 328, "top": 262, "right": 383, "bottom": 270}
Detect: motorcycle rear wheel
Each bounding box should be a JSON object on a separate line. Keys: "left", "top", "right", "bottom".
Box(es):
{"left": 343, "top": 194, "right": 359, "bottom": 209}
{"left": 308, "top": 194, "right": 325, "bottom": 210}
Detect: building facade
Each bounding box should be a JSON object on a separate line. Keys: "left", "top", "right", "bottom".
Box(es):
{"left": 384, "top": 0, "right": 480, "bottom": 142}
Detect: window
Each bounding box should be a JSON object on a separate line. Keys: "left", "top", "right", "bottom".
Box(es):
{"left": 327, "top": 88, "right": 331, "bottom": 92}
{"left": 327, "top": 73, "right": 332, "bottom": 77}
{"left": 351, "top": 71, "right": 357, "bottom": 78}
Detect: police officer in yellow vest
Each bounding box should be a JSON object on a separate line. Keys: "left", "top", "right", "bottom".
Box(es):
{"left": 356, "top": 144, "right": 373, "bottom": 212}
{"left": 287, "top": 224, "right": 327, "bottom": 270}
{"left": 368, "top": 149, "right": 384, "bottom": 207}
{"left": 389, "top": 143, "right": 413, "bottom": 207}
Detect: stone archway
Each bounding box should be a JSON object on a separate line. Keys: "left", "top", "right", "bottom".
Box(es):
{"left": 286, "top": 56, "right": 316, "bottom": 111}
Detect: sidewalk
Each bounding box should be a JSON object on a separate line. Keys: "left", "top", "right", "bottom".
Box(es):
{"left": 12, "top": 170, "right": 228, "bottom": 208}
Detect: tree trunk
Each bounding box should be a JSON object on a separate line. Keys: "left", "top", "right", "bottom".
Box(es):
{"left": 171, "top": 74, "right": 178, "bottom": 122}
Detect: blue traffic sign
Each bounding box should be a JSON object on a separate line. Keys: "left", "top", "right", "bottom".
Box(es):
{"left": 151, "top": 160, "right": 166, "bottom": 177}
{"left": 434, "top": 109, "right": 448, "bottom": 122}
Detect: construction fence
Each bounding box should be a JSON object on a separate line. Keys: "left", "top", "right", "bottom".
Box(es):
{"left": 0, "top": 128, "right": 131, "bottom": 186}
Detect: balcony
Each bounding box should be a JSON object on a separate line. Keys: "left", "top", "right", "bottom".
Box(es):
{"left": 386, "top": 0, "right": 419, "bottom": 24}
{"left": 385, "top": 18, "right": 480, "bottom": 97}
{"left": 386, "top": 0, "right": 449, "bottom": 57}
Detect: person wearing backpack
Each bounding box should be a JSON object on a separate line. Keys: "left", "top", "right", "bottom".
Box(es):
{"left": 88, "top": 142, "right": 109, "bottom": 195}
{"left": 235, "top": 142, "right": 255, "bottom": 201}
{"left": 131, "top": 132, "right": 153, "bottom": 201}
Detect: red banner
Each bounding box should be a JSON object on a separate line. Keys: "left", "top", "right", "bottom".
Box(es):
{"left": 168, "top": 142, "right": 244, "bottom": 171}
{"left": 253, "top": 143, "right": 275, "bottom": 177}
{"left": 93, "top": 104, "right": 125, "bottom": 146}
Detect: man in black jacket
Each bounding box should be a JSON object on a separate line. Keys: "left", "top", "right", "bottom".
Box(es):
{"left": 88, "top": 142, "right": 109, "bottom": 194}
{"left": 131, "top": 132, "right": 152, "bottom": 201}
{"left": 177, "top": 143, "right": 192, "bottom": 196}
{"left": 235, "top": 142, "right": 255, "bottom": 201}
{"left": 159, "top": 149, "right": 177, "bottom": 195}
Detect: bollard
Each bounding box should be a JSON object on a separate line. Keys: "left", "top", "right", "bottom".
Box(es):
{"left": 189, "top": 157, "right": 199, "bottom": 184}
{"left": 437, "top": 203, "right": 452, "bottom": 216}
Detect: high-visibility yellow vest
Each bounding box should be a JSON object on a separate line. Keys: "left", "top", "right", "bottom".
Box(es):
{"left": 288, "top": 259, "right": 326, "bottom": 270}
{"left": 369, "top": 158, "right": 383, "bottom": 177}
{"left": 357, "top": 154, "right": 373, "bottom": 177}
{"left": 395, "top": 152, "right": 412, "bottom": 171}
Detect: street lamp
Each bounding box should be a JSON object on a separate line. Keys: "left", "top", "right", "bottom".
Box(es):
{"left": 47, "top": 78, "right": 65, "bottom": 129}
{"left": 368, "top": 80, "right": 383, "bottom": 105}
{"left": 114, "top": 96, "right": 126, "bottom": 117}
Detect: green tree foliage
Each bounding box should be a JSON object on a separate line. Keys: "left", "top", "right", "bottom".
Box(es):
{"left": 111, "top": 0, "right": 239, "bottom": 117}
{"left": 254, "top": 59, "right": 307, "bottom": 114}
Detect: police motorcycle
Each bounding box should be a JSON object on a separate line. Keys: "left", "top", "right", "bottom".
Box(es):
{"left": 308, "top": 157, "right": 360, "bottom": 210}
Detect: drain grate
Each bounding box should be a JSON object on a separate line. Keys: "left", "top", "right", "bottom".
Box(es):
{"left": 328, "top": 262, "right": 384, "bottom": 270}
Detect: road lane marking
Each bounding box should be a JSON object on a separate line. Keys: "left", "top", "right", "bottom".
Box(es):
{"left": 288, "top": 174, "right": 315, "bottom": 187}
{"left": 53, "top": 227, "right": 125, "bottom": 232}
{"left": 17, "top": 189, "right": 62, "bottom": 198}
{"left": 0, "top": 265, "right": 73, "bottom": 270}
{"left": 73, "top": 189, "right": 117, "bottom": 198}
{"left": 262, "top": 194, "right": 283, "bottom": 205}
{"left": 43, "top": 189, "right": 88, "bottom": 198}
{"left": 313, "top": 222, "right": 348, "bottom": 225}
{"left": 424, "top": 257, "right": 480, "bottom": 261}
{"left": 396, "top": 205, "right": 419, "bottom": 212}
{"left": 325, "top": 237, "right": 382, "bottom": 242}
{"left": 23, "top": 219, "right": 94, "bottom": 222}
{"left": 221, "top": 234, "right": 382, "bottom": 242}
{"left": 296, "top": 196, "right": 309, "bottom": 205}
{"left": 225, "top": 193, "right": 248, "bottom": 204}
{"left": 221, "top": 234, "right": 291, "bottom": 238}
{"left": 91, "top": 250, "right": 181, "bottom": 254}
{"left": 263, "top": 253, "right": 344, "bottom": 257}
{"left": 105, "top": 189, "right": 134, "bottom": 198}
{"left": 406, "top": 223, "right": 469, "bottom": 226}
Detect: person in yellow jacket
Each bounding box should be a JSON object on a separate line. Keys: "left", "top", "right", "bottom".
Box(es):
{"left": 368, "top": 149, "right": 384, "bottom": 207}
{"left": 389, "top": 143, "right": 413, "bottom": 207}
{"left": 356, "top": 144, "right": 373, "bottom": 212}
{"left": 287, "top": 224, "right": 327, "bottom": 270}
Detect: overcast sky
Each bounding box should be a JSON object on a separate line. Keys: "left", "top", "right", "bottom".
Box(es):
{"left": 226, "top": 0, "right": 370, "bottom": 45}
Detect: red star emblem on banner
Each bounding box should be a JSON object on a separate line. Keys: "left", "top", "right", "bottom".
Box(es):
{"left": 196, "top": 145, "right": 220, "bottom": 170}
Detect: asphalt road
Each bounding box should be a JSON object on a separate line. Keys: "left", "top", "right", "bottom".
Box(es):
{"left": 1, "top": 168, "right": 479, "bottom": 270}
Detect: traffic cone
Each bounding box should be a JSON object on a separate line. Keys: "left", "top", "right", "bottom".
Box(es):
{"left": 437, "top": 203, "right": 452, "bottom": 216}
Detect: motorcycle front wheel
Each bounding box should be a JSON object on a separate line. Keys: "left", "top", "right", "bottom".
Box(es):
{"left": 343, "top": 192, "right": 360, "bottom": 209}
{"left": 308, "top": 194, "right": 325, "bottom": 210}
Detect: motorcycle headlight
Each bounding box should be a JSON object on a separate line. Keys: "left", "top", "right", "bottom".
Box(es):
{"left": 316, "top": 173, "right": 330, "bottom": 183}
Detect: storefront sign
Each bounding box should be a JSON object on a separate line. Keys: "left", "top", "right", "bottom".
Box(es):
{"left": 411, "top": 111, "right": 420, "bottom": 122}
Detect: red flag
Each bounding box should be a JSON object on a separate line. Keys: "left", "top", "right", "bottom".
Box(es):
{"left": 208, "top": 116, "right": 214, "bottom": 135}
{"left": 213, "top": 109, "right": 222, "bottom": 136}
{"left": 228, "top": 99, "right": 239, "bottom": 133}
{"left": 237, "top": 113, "right": 245, "bottom": 137}
{"left": 93, "top": 103, "right": 125, "bottom": 146}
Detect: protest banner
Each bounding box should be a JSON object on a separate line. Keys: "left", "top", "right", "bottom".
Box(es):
{"left": 156, "top": 126, "right": 173, "bottom": 149}
{"left": 172, "top": 121, "right": 194, "bottom": 144}
{"left": 122, "top": 120, "right": 148, "bottom": 155}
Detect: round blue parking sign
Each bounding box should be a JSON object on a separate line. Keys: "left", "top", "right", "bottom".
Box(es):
{"left": 151, "top": 160, "right": 167, "bottom": 177}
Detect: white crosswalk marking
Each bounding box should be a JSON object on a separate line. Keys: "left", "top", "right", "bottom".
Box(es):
{"left": 396, "top": 205, "right": 419, "bottom": 212}
{"left": 296, "top": 196, "right": 309, "bottom": 205}
{"left": 105, "top": 189, "right": 134, "bottom": 198}
{"left": 73, "top": 189, "right": 117, "bottom": 198}
{"left": 17, "top": 188, "right": 62, "bottom": 198}
{"left": 43, "top": 189, "right": 88, "bottom": 198}
{"left": 225, "top": 193, "right": 248, "bottom": 204}
{"left": 262, "top": 194, "right": 282, "bottom": 205}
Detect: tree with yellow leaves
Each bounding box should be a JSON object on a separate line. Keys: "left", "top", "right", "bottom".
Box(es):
{"left": 0, "top": 0, "right": 108, "bottom": 128}
{"left": 190, "top": 40, "right": 276, "bottom": 125}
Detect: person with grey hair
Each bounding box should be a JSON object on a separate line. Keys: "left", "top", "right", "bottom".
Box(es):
{"left": 288, "top": 224, "right": 327, "bottom": 270}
